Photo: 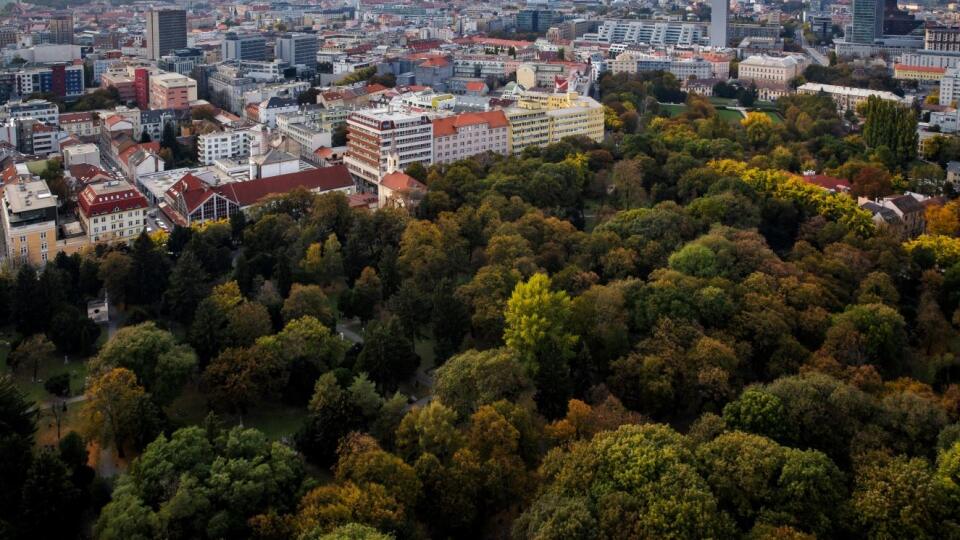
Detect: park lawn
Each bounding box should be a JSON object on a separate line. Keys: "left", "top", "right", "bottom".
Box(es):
{"left": 708, "top": 97, "right": 738, "bottom": 107}
{"left": 36, "top": 400, "right": 87, "bottom": 450}
{"left": 660, "top": 103, "right": 686, "bottom": 117}
{"left": 1, "top": 347, "right": 89, "bottom": 403}
{"left": 717, "top": 109, "right": 745, "bottom": 123}
{"left": 763, "top": 111, "right": 785, "bottom": 123}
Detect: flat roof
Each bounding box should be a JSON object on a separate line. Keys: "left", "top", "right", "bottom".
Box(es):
{"left": 4, "top": 179, "right": 56, "bottom": 213}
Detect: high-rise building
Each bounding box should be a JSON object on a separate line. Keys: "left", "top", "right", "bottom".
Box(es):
{"left": 516, "top": 9, "right": 558, "bottom": 33}
{"left": 49, "top": 12, "right": 74, "bottom": 45}
{"left": 851, "top": 0, "right": 884, "bottom": 44}
{"left": 276, "top": 33, "right": 318, "bottom": 70}
{"left": 222, "top": 32, "right": 267, "bottom": 61}
{"left": 146, "top": 9, "right": 187, "bottom": 60}
{"left": 710, "top": 0, "right": 728, "bottom": 47}
{"left": 344, "top": 109, "right": 433, "bottom": 185}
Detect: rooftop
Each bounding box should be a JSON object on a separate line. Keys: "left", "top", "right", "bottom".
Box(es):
{"left": 4, "top": 178, "right": 57, "bottom": 213}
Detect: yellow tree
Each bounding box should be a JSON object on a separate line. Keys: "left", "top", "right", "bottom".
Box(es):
{"left": 82, "top": 368, "right": 146, "bottom": 458}
{"left": 926, "top": 201, "right": 960, "bottom": 237}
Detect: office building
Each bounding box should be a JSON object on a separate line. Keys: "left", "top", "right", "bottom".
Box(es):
{"left": 146, "top": 9, "right": 187, "bottom": 60}
{"left": 516, "top": 9, "right": 559, "bottom": 34}
{"left": 608, "top": 52, "right": 714, "bottom": 80}
{"left": 583, "top": 20, "right": 709, "bottom": 47}
{"left": 77, "top": 181, "right": 148, "bottom": 245}
{"left": 850, "top": 0, "right": 883, "bottom": 44}
{"left": 159, "top": 48, "right": 204, "bottom": 76}
{"left": 276, "top": 33, "right": 319, "bottom": 70}
{"left": 222, "top": 32, "right": 267, "bottom": 61}
{"left": 710, "top": 0, "right": 728, "bottom": 47}
{"left": 49, "top": 12, "right": 74, "bottom": 45}
{"left": 344, "top": 109, "right": 433, "bottom": 185}
{"left": 925, "top": 27, "right": 960, "bottom": 52}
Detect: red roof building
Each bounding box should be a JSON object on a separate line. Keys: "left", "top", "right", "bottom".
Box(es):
{"left": 800, "top": 173, "right": 851, "bottom": 193}
{"left": 164, "top": 165, "right": 355, "bottom": 225}
{"left": 77, "top": 180, "right": 149, "bottom": 244}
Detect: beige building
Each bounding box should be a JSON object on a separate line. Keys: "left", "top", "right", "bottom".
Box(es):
{"left": 797, "top": 82, "right": 912, "bottom": 112}
{"left": 505, "top": 91, "right": 604, "bottom": 154}
{"left": 738, "top": 54, "right": 806, "bottom": 85}
{"left": 432, "top": 110, "right": 510, "bottom": 164}
{"left": 1, "top": 177, "right": 85, "bottom": 265}
{"left": 77, "top": 180, "right": 149, "bottom": 244}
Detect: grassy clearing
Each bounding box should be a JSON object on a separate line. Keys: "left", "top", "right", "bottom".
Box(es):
{"left": 717, "top": 109, "right": 745, "bottom": 122}
{"left": 0, "top": 342, "right": 89, "bottom": 403}
{"left": 166, "top": 384, "right": 309, "bottom": 442}
{"left": 763, "top": 111, "right": 785, "bottom": 123}
{"left": 661, "top": 103, "right": 745, "bottom": 124}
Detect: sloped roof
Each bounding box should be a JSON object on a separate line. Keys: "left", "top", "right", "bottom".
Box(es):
{"left": 78, "top": 181, "right": 148, "bottom": 217}
{"left": 218, "top": 165, "right": 353, "bottom": 207}
{"left": 68, "top": 164, "right": 114, "bottom": 185}
{"left": 432, "top": 110, "right": 509, "bottom": 137}
{"left": 380, "top": 171, "right": 425, "bottom": 192}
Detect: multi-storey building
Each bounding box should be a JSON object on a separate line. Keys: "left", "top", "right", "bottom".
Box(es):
{"left": 15, "top": 64, "right": 84, "bottom": 99}
{"left": 59, "top": 112, "right": 99, "bottom": 138}
{"left": 582, "top": 20, "right": 708, "bottom": 47}
{"left": 158, "top": 48, "right": 204, "bottom": 76}
{"left": 77, "top": 181, "right": 148, "bottom": 244}
{"left": 62, "top": 143, "right": 101, "bottom": 168}
{"left": 940, "top": 67, "right": 960, "bottom": 106}
{"left": 148, "top": 73, "right": 198, "bottom": 110}
{"left": 738, "top": 55, "right": 806, "bottom": 84}
{"left": 222, "top": 32, "right": 267, "bottom": 61}
{"left": 850, "top": 0, "right": 883, "bottom": 44}
{"left": 48, "top": 12, "right": 74, "bottom": 45}
{"left": 17, "top": 120, "right": 59, "bottom": 156}
{"left": 197, "top": 128, "right": 263, "bottom": 165}
{"left": 608, "top": 52, "right": 713, "bottom": 80}
{"left": 893, "top": 64, "right": 945, "bottom": 82}
{"left": 925, "top": 26, "right": 960, "bottom": 52}
{"left": 1, "top": 178, "right": 60, "bottom": 265}
{"left": 276, "top": 33, "right": 319, "bottom": 70}
{"left": 146, "top": 9, "right": 187, "bottom": 60}
{"left": 344, "top": 109, "right": 434, "bottom": 185}
{"left": 505, "top": 91, "right": 604, "bottom": 154}
{"left": 517, "top": 9, "right": 559, "bottom": 33}
{"left": 432, "top": 111, "right": 509, "bottom": 164}
{"left": 797, "top": 82, "right": 912, "bottom": 112}
{"left": 710, "top": 0, "right": 729, "bottom": 47}
{"left": 1, "top": 100, "right": 59, "bottom": 125}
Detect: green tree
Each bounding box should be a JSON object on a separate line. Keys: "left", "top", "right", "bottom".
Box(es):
{"left": 82, "top": 368, "right": 150, "bottom": 457}
{"left": 93, "top": 322, "right": 197, "bottom": 405}
{"left": 164, "top": 251, "right": 210, "bottom": 321}
{"left": 504, "top": 273, "right": 578, "bottom": 417}
{"left": 99, "top": 251, "right": 133, "bottom": 304}
{"left": 355, "top": 316, "right": 419, "bottom": 392}
{"left": 861, "top": 95, "right": 918, "bottom": 164}
{"left": 819, "top": 303, "right": 907, "bottom": 376}
{"left": 282, "top": 283, "right": 335, "bottom": 327}
{"left": 434, "top": 348, "right": 532, "bottom": 417}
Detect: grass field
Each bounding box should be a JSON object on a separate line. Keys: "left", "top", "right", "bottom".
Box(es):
{"left": 763, "top": 111, "right": 785, "bottom": 124}
{"left": 166, "top": 384, "right": 309, "bottom": 442}
{"left": 0, "top": 335, "right": 88, "bottom": 403}
{"left": 718, "top": 109, "right": 746, "bottom": 122}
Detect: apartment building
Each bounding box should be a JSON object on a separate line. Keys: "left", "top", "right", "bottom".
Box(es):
{"left": 505, "top": 92, "right": 604, "bottom": 154}
{"left": 738, "top": 55, "right": 806, "bottom": 84}
{"left": 344, "top": 108, "right": 433, "bottom": 185}
{"left": 197, "top": 128, "right": 263, "bottom": 165}
{"left": 77, "top": 180, "right": 148, "bottom": 244}
{"left": 1, "top": 100, "right": 59, "bottom": 125}
{"left": 1, "top": 178, "right": 66, "bottom": 265}
{"left": 148, "top": 72, "right": 198, "bottom": 109}
{"left": 14, "top": 63, "right": 84, "bottom": 99}
{"left": 59, "top": 112, "right": 99, "bottom": 138}
{"left": 432, "top": 111, "right": 509, "bottom": 164}
{"left": 925, "top": 27, "right": 960, "bottom": 52}
{"left": 62, "top": 143, "right": 100, "bottom": 168}
{"left": 941, "top": 67, "right": 960, "bottom": 107}
{"left": 277, "top": 113, "right": 333, "bottom": 154}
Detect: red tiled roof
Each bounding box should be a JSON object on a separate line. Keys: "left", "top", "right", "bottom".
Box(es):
{"left": 68, "top": 164, "right": 114, "bottom": 184}
{"left": 380, "top": 171, "right": 425, "bottom": 192}
{"left": 218, "top": 165, "right": 353, "bottom": 207}
{"left": 167, "top": 166, "right": 354, "bottom": 214}
{"left": 365, "top": 83, "right": 389, "bottom": 94}
{"left": 78, "top": 181, "right": 148, "bottom": 217}
{"left": 465, "top": 81, "right": 487, "bottom": 92}
{"left": 432, "top": 110, "right": 508, "bottom": 138}
{"left": 894, "top": 64, "right": 945, "bottom": 74}
{"left": 118, "top": 141, "right": 160, "bottom": 166}
{"left": 419, "top": 56, "right": 449, "bottom": 68}
{"left": 802, "top": 174, "right": 851, "bottom": 191}
{"left": 60, "top": 112, "right": 95, "bottom": 124}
